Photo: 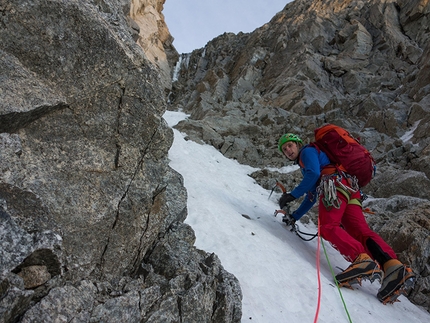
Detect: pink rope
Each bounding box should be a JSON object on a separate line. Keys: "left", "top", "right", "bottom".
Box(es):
{"left": 314, "top": 216, "right": 322, "bottom": 323}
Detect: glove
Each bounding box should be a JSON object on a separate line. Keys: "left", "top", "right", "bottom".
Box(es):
{"left": 279, "top": 193, "right": 296, "bottom": 209}
{"left": 282, "top": 213, "right": 296, "bottom": 227}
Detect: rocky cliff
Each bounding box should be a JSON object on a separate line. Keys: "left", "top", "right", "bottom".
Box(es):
{"left": 1, "top": 0, "right": 430, "bottom": 322}
{"left": 0, "top": 0, "right": 241, "bottom": 322}
{"left": 170, "top": 0, "right": 430, "bottom": 312}
{"left": 130, "top": 0, "right": 178, "bottom": 90}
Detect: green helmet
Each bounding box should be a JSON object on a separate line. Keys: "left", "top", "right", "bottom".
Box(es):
{"left": 278, "top": 133, "right": 303, "bottom": 152}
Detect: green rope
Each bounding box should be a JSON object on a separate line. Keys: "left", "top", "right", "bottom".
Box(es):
{"left": 321, "top": 238, "right": 353, "bottom": 323}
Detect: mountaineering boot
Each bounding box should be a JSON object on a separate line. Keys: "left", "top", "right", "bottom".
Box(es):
{"left": 335, "top": 253, "right": 382, "bottom": 288}
{"left": 377, "top": 260, "right": 416, "bottom": 304}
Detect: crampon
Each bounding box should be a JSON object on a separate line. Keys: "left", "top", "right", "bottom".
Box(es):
{"left": 379, "top": 276, "right": 416, "bottom": 305}
{"left": 336, "top": 271, "right": 382, "bottom": 290}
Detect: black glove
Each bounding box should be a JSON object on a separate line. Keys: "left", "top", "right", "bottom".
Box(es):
{"left": 282, "top": 213, "right": 296, "bottom": 227}
{"left": 279, "top": 193, "right": 296, "bottom": 209}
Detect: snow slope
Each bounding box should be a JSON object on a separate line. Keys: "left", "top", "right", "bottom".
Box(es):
{"left": 163, "top": 110, "right": 430, "bottom": 323}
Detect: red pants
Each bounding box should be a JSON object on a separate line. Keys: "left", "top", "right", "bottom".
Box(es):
{"left": 318, "top": 183, "right": 397, "bottom": 263}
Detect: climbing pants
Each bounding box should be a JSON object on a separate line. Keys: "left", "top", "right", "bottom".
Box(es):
{"left": 318, "top": 177, "right": 397, "bottom": 264}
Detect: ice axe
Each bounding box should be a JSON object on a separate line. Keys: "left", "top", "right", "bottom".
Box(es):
{"left": 269, "top": 180, "right": 296, "bottom": 230}
{"left": 273, "top": 205, "right": 297, "bottom": 233}
{"left": 270, "top": 180, "right": 318, "bottom": 240}
{"left": 268, "top": 180, "right": 286, "bottom": 200}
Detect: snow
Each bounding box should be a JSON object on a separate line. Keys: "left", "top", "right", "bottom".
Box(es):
{"left": 400, "top": 120, "right": 421, "bottom": 143}
{"left": 172, "top": 55, "right": 182, "bottom": 82}
{"left": 163, "top": 110, "right": 430, "bottom": 323}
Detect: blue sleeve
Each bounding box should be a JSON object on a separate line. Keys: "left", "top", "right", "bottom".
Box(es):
{"left": 292, "top": 193, "right": 316, "bottom": 220}
{"left": 290, "top": 147, "right": 321, "bottom": 198}
{"left": 289, "top": 146, "right": 321, "bottom": 220}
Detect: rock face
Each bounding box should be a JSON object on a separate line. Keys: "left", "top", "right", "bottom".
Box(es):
{"left": 0, "top": 1, "right": 241, "bottom": 322}
{"left": 130, "top": 0, "right": 178, "bottom": 90}
{"left": 1, "top": 0, "right": 430, "bottom": 321}
{"left": 170, "top": 0, "right": 430, "bottom": 312}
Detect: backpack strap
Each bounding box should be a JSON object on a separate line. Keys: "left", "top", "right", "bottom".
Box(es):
{"left": 297, "top": 143, "right": 319, "bottom": 168}
{"left": 321, "top": 165, "right": 338, "bottom": 175}
{"left": 298, "top": 156, "right": 304, "bottom": 169}
{"left": 296, "top": 145, "right": 305, "bottom": 168}
{"left": 297, "top": 144, "right": 348, "bottom": 174}
{"left": 307, "top": 142, "right": 320, "bottom": 152}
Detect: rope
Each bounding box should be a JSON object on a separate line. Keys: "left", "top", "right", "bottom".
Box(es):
{"left": 292, "top": 224, "right": 318, "bottom": 241}
{"left": 313, "top": 216, "right": 322, "bottom": 323}
{"left": 275, "top": 207, "right": 318, "bottom": 241}
{"left": 321, "top": 238, "right": 353, "bottom": 323}
{"left": 281, "top": 212, "right": 351, "bottom": 322}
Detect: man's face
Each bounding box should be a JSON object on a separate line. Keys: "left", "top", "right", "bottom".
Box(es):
{"left": 281, "top": 141, "right": 299, "bottom": 161}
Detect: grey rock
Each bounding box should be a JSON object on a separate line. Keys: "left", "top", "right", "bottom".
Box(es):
{"left": 21, "top": 280, "right": 97, "bottom": 323}
{"left": 0, "top": 272, "right": 34, "bottom": 323}
{"left": 364, "top": 196, "right": 430, "bottom": 308}
{"left": 0, "top": 0, "right": 241, "bottom": 322}
{"left": 17, "top": 266, "right": 51, "bottom": 289}
{"left": 366, "top": 166, "right": 430, "bottom": 199}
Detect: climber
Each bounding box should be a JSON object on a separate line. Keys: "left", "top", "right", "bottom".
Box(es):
{"left": 277, "top": 132, "right": 416, "bottom": 304}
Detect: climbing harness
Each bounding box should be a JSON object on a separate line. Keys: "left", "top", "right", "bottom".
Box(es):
{"left": 319, "top": 175, "right": 341, "bottom": 208}
{"left": 317, "top": 172, "right": 359, "bottom": 209}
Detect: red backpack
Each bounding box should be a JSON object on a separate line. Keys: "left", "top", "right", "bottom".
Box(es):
{"left": 312, "top": 124, "right": 375, "bottom": 187}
